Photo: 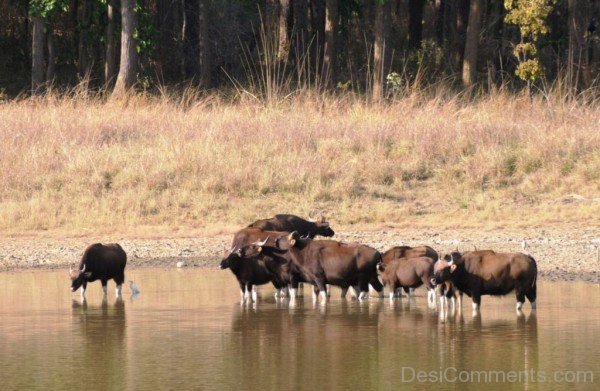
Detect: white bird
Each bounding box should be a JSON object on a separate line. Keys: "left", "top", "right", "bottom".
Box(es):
{"left": 129, "top": 280, "right": 140, "bottom": 295}
{"left": 521, "top": 239, "right": 528, "bottom": 253}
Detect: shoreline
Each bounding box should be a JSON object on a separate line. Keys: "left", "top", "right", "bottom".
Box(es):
{"left": 1, "top": 227, "right": 598, "bottom": 283}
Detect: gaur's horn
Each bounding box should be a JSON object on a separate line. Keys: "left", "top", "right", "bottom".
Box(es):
{"left": 255, "top": 237, "right": 269, "bottom": 247}
{"left": 300, "top": 234, "right": 310, "bottom": 240}
{"left": 80, "top": 264, "right": 86, "bottom": 273}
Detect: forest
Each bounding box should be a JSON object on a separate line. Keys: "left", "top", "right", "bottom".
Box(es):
{"left": 1, "top": 0, "right": 599, "bottom": 99}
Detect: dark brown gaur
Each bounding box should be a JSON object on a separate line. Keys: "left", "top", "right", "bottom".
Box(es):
{"left": 219, "top": 238, "right": 288, "bottom": 302}
{"left": 69, "top": 243, "right": 127, "bottom": 299}
{"left": 432, "top": 250, "right": 537, "bottom": 314}
{"left": 272, "top": 231, "right": 383, "bottom": 303}
{"left": 248, "top": 214, "right": 335, "bottom": 238}
{"left": 377, "top": 257, "right": 437, "bottom": 306}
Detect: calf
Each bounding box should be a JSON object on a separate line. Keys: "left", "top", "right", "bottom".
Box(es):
{"left": 248, "top": 214, "right": 335, "bottom": 238}
{"left": 273, "top": 232, "right": 383, "bottom": 303}
{"left": 69, "top": 243, "right": 127, "bottom": 299}
{"left": 220, "top": 239, "right": 287, "bottom": 302}
{"left": 377, "top": 257, "right": 436, "bottom": 306}
{"left": 432, "top": 250, "right": 537, "bottom": 314}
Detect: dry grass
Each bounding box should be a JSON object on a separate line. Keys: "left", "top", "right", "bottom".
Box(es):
{"left": 1, "top": 89, "right": 599, "bottom": 236}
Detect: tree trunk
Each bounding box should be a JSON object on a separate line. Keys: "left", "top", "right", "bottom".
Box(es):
{"left": 77, "top": 0, "right": 91, "bottom": 79}
{"left": 462, "top": 0, "right": 483, "bottom": 87}
{"left": 278, "top": 0, "right": 291, "bottom": 61}
{"left": 373, "top": 0, "right": 391, "bottom": 102}
{"left": 46, "top": 25, "right": 55, "bottom": 83}
{"left": 408, "top": 0, "right": 424, "bottom": 50}
{"left": 183, "top": 0, "right": 199, "bottom": 79}
{"left": 112, "top": 0, "right": 138, "bottom": 98}
{"left": 453, "top": 0, "right": 470, "bottom": 72}
{"left": 105, "top": 0, "right": 117, "bottom": 87}
{"left": 568, "top": 0, "right": 591, "bottom": 89}
{"left": 198, "top": 0, "right": 211, "bottom": 87}
{"left": 265, "top": 0, "right": 279, "bottom": 40}
{"left": 323, "top": 0, "right": 337, "bottom": 86}
{"left": 31, "top": 14, "right": 45, "bottom": 93}
{"left": 434, "top": 0, "right": 445, "bottom": 46}
{"left": 293, "top": 0, "right": 308, "bottom": 55}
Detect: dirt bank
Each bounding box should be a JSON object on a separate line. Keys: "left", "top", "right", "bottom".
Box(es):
{"left": 1, "top": 227, "right": 599, "bottom": 283}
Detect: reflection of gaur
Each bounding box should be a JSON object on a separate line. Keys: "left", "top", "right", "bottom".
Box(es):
{"left": 69, "top": 243, "right": 127, "bottom": 299}
{"left": 432, "top": 250, "right": 537, "bottom": 314}
{"left": 248, "top": 214, "right": 334, "bottom": 239}
{"left": 377, "top": 257, "right": 437, "bottom": 307}
{"left": 273, "top": 231, "right": 383, "bottom": 303}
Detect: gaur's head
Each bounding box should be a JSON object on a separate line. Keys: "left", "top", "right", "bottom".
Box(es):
{"left": 312, "top": 215, "right": 335, "bottom": 237}
{"left": 219, "top": 239, "right": 267, "bottom": 269}
{"left": 432, "top": 253, "right": 461, "bottom": 284}
{"left": 376, "top": 261, "right": 387, "bottom": 273}
{"left": 69, "top": 264, "right": 91, "bottom": 292}
{"left": 274, "top": 231, "right": 308, "bottom": 250}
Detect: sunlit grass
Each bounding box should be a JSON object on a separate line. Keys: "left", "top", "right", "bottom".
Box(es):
{"left": 0, "top": 88, "right": 598, "bottom": 235}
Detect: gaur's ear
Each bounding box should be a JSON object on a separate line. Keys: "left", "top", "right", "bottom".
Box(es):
{"left": 289, "top": 239, "right": 296, "bottom": 246}
{"left": 257, "top": 246, "right": 262, "bottom": 253}
{"left": 83, "top": 272, "right": 92, "bottom": 279}
{"left": 450, "top": 264, "right": 457, "bottom": 273}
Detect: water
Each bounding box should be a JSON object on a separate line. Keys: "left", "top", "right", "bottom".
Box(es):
{"left": 0, "top": 269, "right": 598, "bottom": 390}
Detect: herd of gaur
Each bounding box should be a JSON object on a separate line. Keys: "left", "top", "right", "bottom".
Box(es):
{"left": 69, "top": 214, "right": 538, "bottom": 315}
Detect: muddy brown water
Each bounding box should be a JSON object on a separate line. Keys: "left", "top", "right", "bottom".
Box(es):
{"left": 0, "top": 269, "right": 598, "bottom": 390}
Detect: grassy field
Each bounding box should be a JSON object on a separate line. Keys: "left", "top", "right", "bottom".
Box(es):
{"left": 1, "top": 90, "right": 599, "bottom": 236}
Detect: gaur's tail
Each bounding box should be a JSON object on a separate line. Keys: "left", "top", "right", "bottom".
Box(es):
{"left": 529, "top": 255, "right": 538, "bottom": 288}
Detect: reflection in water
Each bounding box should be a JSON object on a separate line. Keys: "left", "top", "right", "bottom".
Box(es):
{"left": 71, "top": 297, "right": 127, "bottom": 390}
{"left": 0, "top": 270, "right": 597, "bottom": 390}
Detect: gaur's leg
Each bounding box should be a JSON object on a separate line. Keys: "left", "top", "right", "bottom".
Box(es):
{"left": 314, "top": 277, "right": 328, "bottom": 303}
{"left": 369, "top": 276, "right": 384, "bottom": 298}
{"left": 471, "top": 292, "right": 481, "bottom": 315}
{"left": 81, "top": 281, "right": 88, "bottom": 299}
{"left": 341, "top": 286, "right": 348, "bottom": 299}
{"left": 238, "top": 281, "right": 246, "bottom": 302}
{"left": 251, "top": 284, "right": 258, "bottom": 302}
{"left": 357, "top": 280, "right": 369, "bottom": 301}
{"left": 525, "top": 278, "right": 537, "bottom": 310}
{"left": 515, "top": 283, "right": 526, "bottom": 313}
{"left": 101, "top": 279, "right": 108, "bottom": 296}
{"left": 114, "top": 273, "right": 124, "bottom": 297}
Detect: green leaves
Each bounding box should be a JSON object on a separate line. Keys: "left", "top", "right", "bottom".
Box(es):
{"left": 504, "top": 0, "right": 556, "bottom": 82}
{"left": 29, "top": 0, "right": 69, "bottom": 18}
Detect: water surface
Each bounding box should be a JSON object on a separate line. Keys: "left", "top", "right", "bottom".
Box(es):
{"left": 0, "top": 269, "right": 598, "bottom": 390}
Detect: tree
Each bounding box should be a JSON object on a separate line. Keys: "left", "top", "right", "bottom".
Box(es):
{"left": 293, "top": 0, "right": 308, "bottom": 55}
{"left": 278, "top": 0, "right": 290, "bottom": 61}
{"left": 434, "top": 0, "right": 445, "bottom": 46}
{"left": 30, "top": 0, "right": 68, "bottom": 93}
{"left": 505, "top": 0, "right": 556, "bottom": 86}
{"left": 568, "top": 0, "right": 591, "bottom": 88}
{"left": 198, "top": 0, "right": 211, "bottom": 87}
{"left": 323, "top": 0, "right": 338, "bottom": 86}
{"left": 31, "top": 13, "right": 45, "bottom": 93}
{"left": 105, "top": 0, "right": 118, "bottom": 87}
{"left": 373, "top": 0, "right": 391, "bottom": 102}
{"left": 112, "top": 0, "right": 138, "bottom": 98}
{"left": 452, "top": 0, "right": 470, "bottom": 72}
{"left": 408, "top": 0, "right": 424, "bottom": 50}
{"left": 462, "top": 0, "right": 483, "bottom": 87}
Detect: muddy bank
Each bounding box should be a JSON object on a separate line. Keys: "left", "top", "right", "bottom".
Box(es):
{"left": 1, "top": 227, "right": 599, "bottom": 283}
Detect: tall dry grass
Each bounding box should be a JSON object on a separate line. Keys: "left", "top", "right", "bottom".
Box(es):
{"left": 0, "top": 89, "right": 599, "bottom": 235}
